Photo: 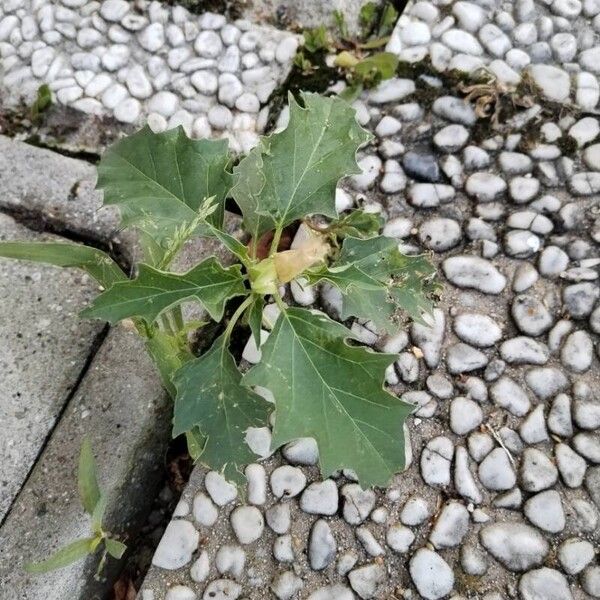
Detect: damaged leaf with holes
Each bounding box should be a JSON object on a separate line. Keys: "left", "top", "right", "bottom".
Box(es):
{"left": 0, "top": 92, "right": 438, "bottom": 510}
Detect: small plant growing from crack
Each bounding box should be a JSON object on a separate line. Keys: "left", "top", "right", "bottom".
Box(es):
{"left": 25, "top": 439, "right": 126, "bottom": 574}
{"left": 30, "top": 83, "right": 53, "bottom": 123}
{"left": 293, "top": 2, "right": 401, "bottom": 101}
{"left": 1, "top": 93, "right": 437, "bottom": 533}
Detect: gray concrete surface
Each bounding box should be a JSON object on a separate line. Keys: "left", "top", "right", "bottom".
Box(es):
{"left": 0, "top": 212, "right": 104, "bottom": 522}
{"left": 0, "top": 135, "right": 125, "bottom": 248}
{"left": 0, "top": 324, "right": 171, "bottom": 600}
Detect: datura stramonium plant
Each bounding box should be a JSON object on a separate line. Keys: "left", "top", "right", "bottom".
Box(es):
{"left": 0, "top": 92, "right": 438, "bottom": 488}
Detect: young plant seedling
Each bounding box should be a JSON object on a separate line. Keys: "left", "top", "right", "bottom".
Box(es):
{"left": 0, "top": 92, "right": 436, "bottom": 489}
{"left": 30, "top": 83, "right": 53, "bottom": 123}
{"left": 25, "top": 439, "right": 126, "bottom": 574}
{"left": 294, "top": 2, "right": 400, "bottom": 101}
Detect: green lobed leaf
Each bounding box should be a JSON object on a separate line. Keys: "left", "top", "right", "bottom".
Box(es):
{"left": 311, "top": 235, "right": 437, "bottom": 330}
{"left": 96, "top": 126, "right": 232, "bottom": 250}
{"left": 105, "top": 538, "right": 127, "bottom": 560}
{"left": 243, "top": 308, "right": 412, "bottom": 487}
{"left": 81, "top": 258, "right": 247, "bottom": 325}
{"left": 25, "top": 537, "right": 98, "bottom": 574}
{"left": 340, "top": 278, "right": 398, "bottom": 333}
{"left": 204, "top": 222, "right": 251, "bottom": 266}
{"left": 331, "top": 209, "right": 383, "bottom": 239}
{"left": 0, "top": 242, "right": 126, "bottom": 289}
{"left": 186, "top": 428, "right": 206, "bottom": 461}
{"left": 230, "top": 93, "right": 372, "bottom": 244}
{"left": 172, "top": 333, "right": 271, "bottom": 484}
{"left": 354, "top": 52, "right": 399, "bottom": 85}
{"left": 78, "top": 438, "right": 101, "bottom": 516}
{"left": 339, "top": 236, "right": 437, "bottom": 320}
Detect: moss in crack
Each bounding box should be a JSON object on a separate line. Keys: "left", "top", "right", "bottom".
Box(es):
{"left": 407, "top": 83, "right": 442, "bottom": 111}
{"left": 517, "top": 119, "right": 544, "bottom": 152}
{"left": 396, "top": 58, "right": 442, "bottom": 110}
{"left": 397, "top": 58, "right": 487, "bottom": 111}
{"left": 557, "top": 134, "right": 578, "bottom": 157}
{"left": 516, "top": 109, "right": 577, "bottom": 154}
{"left": 396, "top": 57, "right": 438, "bottom": 80}
{"left": 469, "top": 118, "right": 499, "bottom": 144}
{"left": 514, "top": 72, "right": 576, "bottom": 123}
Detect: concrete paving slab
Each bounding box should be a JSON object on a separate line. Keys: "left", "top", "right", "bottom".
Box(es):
{"left": 0, "top": 212, "right": 104, "bottom": 522}
{"left": 0, "top": 324, "right": 171, "bottom": 600}
{"left": 0, "top": 135, "right": 121, "bottom": 245}
{"left": 0, "top": 100, "right": 136, "bottom": 157}
{"left": 0, "top": 203, "right": 245, "bottom": 598}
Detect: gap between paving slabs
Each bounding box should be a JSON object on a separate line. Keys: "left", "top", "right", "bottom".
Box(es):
{"left": 0, "top": 323, "right": 171, "bottom": 600}
{"left": 0, "top": 136, "right": 249, "bottom": 598}
{"left": 0, "top": 213, "right": 106, "bottom": 523}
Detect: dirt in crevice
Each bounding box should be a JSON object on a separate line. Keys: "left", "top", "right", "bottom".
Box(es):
{"left": 0, "top": 202, "right": 133, "bottom": 275}
{"left": 109, "top": 434, "right": 194, "bottom": 599}
{"left": 153, "top": 0, "right": 245, "bottom": 19}
{"left": 0, "top": 97, "right": 131, "bottom": 162}
{"left": 24, "top": 134, "right": 102, "bottom": 163}
{"left": 265, "top": 50, "right": 339, "bottom": 131}
{"left": 396, "top": 57, "right": 585, "bottom": 147}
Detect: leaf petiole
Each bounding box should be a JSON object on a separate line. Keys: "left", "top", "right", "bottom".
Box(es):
{"left": 160, "top": 314, "right": 175, "bottom": 335}
{"left": 272, "top": 290, "right": 287, "bottom": 314}
{"left": 269, "top": 226, "right": 284, "bottom": 257}
{"left": 171, "top": 305, "right": 184, "bottom": 332}
{"left": 223, "top": 295, "right": 254, "bottom": 342}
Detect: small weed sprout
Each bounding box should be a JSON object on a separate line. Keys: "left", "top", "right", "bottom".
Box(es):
{"left": 294, "top": 2, "right": 402, "bottom": 100}
{"left": 25, "top": 439, "right": 126, "bottom": 575}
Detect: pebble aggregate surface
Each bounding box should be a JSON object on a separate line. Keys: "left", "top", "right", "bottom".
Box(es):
{"left": 1, "top": 0, "right": 600, "bottom": 598}
{"left": 0, "top": 0, "right": 298, "bottom": 152}
{"left": 138, "top": 0, "right": 600, "bottom": 586}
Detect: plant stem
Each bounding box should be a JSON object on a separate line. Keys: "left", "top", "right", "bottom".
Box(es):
{"left": 171, "top": 305, "right": 184, "bottom": 332}
{"left": 160, "top": 314, "right": 175, "bottom": 335}
{"left": 133, "top": 317, "right": 152, "bottom": 338}
{"left": 269, "top": 226, "right": 283, "bottom": 257}
{"left": 273, "top": 289, "right": 287, "bottom": 313}
{"left": 223, "top": 295, "right": 253, "bottom": 342}
{"left": 262, "top": 313, "right": 275, "bottom": 329}
{"left": 249, "top": 237, "right": 258, "bottom": 261}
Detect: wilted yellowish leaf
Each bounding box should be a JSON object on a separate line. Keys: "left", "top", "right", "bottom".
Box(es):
{"left": 274, "top": 235, "right": 330, "bottom": 283}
